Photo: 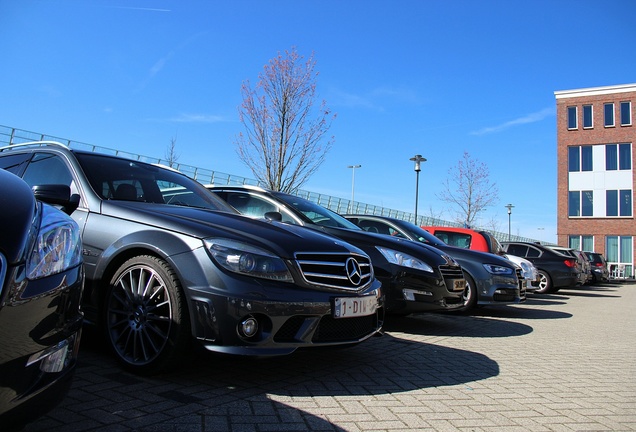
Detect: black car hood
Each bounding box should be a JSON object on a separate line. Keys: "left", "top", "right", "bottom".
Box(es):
{"left": 434, "top": 243, "right": 514, "bottom": 268}
{"left": 314, "top": 225, "right": 454, "bottom": 265}
{"left": 100, "top": 201, "right": 362, "bottom": 259}
{"left": 0, "top": 170, "right": 37, "bottom": 264}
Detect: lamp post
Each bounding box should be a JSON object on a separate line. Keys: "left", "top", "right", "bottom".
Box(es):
{"left": 505, "top": 203, "right": 515, "bottom": 241}
{"left": 347, "top": 164, "right": 361, "bottom": 213}
{"left": 409, "top": 155, "right": 426, "bottom": 223}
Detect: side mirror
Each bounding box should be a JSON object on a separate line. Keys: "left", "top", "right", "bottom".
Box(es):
{"left": 264, "top": 211, "right": 283, "bottom": 222}
{"left": 32, "top": 184, "right": 80, "bottom": 215}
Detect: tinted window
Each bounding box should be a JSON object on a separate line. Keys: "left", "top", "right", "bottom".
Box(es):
{"left": 583, "top": 105, "right": 593, "bottom": 128}
{"left": 620, "top": 190, "right": 632, "bottom": 217}
{"left": 74, "top": 152, "right": 232, "bottom": 211}
{"left": 506, "top": 244, "right": 528, "bottom": 257}
{"left": 567, "top": 106, "right": 577, "bottom": 129}
{"left": 582, "top": 191, "right": 593, "bottom": 216}
{"left": 0, "top": 152, "right": 32, "bottom": 175}
{"left": 619, "top": 143, "right": 631, "bottom": 170}
{"left": 604, "top": 103, "right": 614, "bottom": 127}
{"left": 568, "top": 146, "right": 580, "bottom": 172}
{"left": 22, "top": 153, "right": 73, "bottom": 187}
{"left": 569, "top": 191, "right": 580, "bottom": 217}
{"left": 620, "top": 101, "right": 631, "bottom": 126}
{"left": 581, "top": 146, "right": 592, "bottom": 171}
{"left": 606, "top": 144, "right": 618, "bottom": 170}
{"left": 606, "top": 190, "right": 618, "bottom": 216}
{"left": 526, "top": 246, "right": 541, "bottom": 258}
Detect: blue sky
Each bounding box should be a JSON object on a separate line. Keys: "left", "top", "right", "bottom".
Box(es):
{"left": 1, "top": 0, "right": 635, "bottom": 242}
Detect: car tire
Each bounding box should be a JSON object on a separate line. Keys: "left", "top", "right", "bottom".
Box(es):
{"left": 104, "top": 255, "right": 191, "bottom": 375}
{"left": 535, "top": 269, "right": 557, "bottom": 294}
{"left": 457, "top": 273, "right": 477, "bottom": 313}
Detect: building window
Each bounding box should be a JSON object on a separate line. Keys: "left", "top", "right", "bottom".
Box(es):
{"left": 607, "top": 190, "right": 633, "bottom": 216}
{"left": 583, "top": 105, "right": 593, "bottom": 128}
{"left": 604, "top": 103, "right": 615, "bottom": 127}
{"left": 582, "top": 191, "right": 593, "bottom": 216}
{"left": 581, "top": 145, "right": 592, "bottom": 171}
{"left": 569, "top": 191, "right": 593, "bottom": 216}
{"left": 606, "top": 236, "right": 633, "bottom": 278}
{"left": 569, "top": 145, "right": 592, "bottom": 172}
{"left": 620, "top": 101, "right": 632, "bottom": 126}
{"left": 569, "top": 191, "right": 580, "bottom": 216}
{"left": 620, "top": 190, "right": 632, "bottom": 216}
{"left": 567, "top": 106, "right": 577, "bottom": 129}
{"left": 568, "top": 146, "right": 580, "bottom": 171}
{"left": 607, "top": 190, "right": 618, "bottom": 216}
{"left": 619, "top": 143, "right": 632, "bottom": 170}
{"left": 608, "top": 143, "right": 632, "bottom": 170}
{"left": 569, "top": 235, "right": 594, "bottom": 251}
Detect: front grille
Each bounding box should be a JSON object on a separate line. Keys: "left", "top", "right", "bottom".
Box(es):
{"left": 439, "top": 264, "right": 465, "bottom": 291}
{"left": 273, "top": 313, "right": 380, "bottom": 343}
{"left": 312, "top": 314, "right": 379, "bottom": 342}
{"left": 295, "top": 252, "right": 373, "bottom": 291}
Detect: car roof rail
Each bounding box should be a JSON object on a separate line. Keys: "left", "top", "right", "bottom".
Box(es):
{"left": 0, "top": 140, "right": 69, "bottom": 153}
{"left": 205, "top": 184, "right": 268, "bottom": 192}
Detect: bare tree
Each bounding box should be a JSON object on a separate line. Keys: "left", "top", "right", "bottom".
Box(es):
{"left": 235, "top": 47, "right": 336, "bottom": 193}
{"left": 165, "top": 136, "right": 180, "bottom": 168}
{"left": 437, "top": 151, "right": 499, "bottom": 228}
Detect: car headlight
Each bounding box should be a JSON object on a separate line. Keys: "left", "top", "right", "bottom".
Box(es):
{"left": 518, "top": 261, "right": 535, "bottom": 279}
{"left": 482, "top": 263, "right": 514, "bottom": 275}
{"left": 376, "top": 246, "right": 434, "bottom": 273}
{"left": 27, "top": 204, "right": 82, "bottom": 280}
{"left": 205, "top": 238, "right": 293, "bottom": 282}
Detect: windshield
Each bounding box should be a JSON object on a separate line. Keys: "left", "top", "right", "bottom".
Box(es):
{"left": 273, "top": 192, "right": 361, "bottom": 229}
{"left": 401, "top": 222, "right": 449, "bottom": 247}
{"left": 75, "top": 152, "right": 235, "bottom": 212}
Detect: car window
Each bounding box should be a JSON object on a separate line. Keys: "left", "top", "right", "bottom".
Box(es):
{"left": 22, "top": 153, "right": 73, "bottom": 187}
{"left": 435, "top": 230, "right": 472, "bottom": 248}
{"left": 273, "top": 192, "right": 361, "bottom": 229}
{"left": 526, "top": 246, "right": 541, "bottom": 258}
{"left": 506, "top": 244, "right": 529, "bottom": 257}
{"left": 0, "top": 152, "right": 32, "bottom": 175}
{"left": 74, "top": 152, "right": 232, "bottom": 211}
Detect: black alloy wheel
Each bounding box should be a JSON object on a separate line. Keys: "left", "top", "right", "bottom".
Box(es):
{"left": 105, "top": 255, "right": 190, "bottom": 374}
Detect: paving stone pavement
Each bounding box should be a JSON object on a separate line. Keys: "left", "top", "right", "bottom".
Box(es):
{"left": 22, "top": 282, "right": 636, "bottom": 432}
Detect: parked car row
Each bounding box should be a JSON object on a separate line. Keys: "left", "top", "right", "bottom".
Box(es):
{"left": 421, "top": 226, "right": 608, "bottom": 294}
{"left": 0, "top": 141, "right": 610, "bottom": 428}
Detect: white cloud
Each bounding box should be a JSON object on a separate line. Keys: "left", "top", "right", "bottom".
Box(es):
{"left": 470, "top": 107, "right": 555, "bottom": 135}
{"left": 169, "top": 114, "right": 227, "bottom": 123}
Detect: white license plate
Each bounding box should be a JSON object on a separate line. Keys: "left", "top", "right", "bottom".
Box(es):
{"left": 452, "top": 279, "right": 466, "bottom": 292}
{"left": 333, "top": 296, "right": 377, "bottom": 319}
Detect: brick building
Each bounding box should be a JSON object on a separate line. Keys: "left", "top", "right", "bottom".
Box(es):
{"left": 554, "top": 83, "right": 635, "bottom": 278}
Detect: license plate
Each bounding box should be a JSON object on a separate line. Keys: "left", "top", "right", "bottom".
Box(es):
{"left": 333, "top": 296, "right": 377, "bottom": 318}
{"left": 452, "top": 279, "right": 466, "bottom": 292}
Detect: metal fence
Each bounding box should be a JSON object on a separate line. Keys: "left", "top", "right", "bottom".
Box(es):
{"left": 0, "top": 124, "right": 537, "bottom": 244}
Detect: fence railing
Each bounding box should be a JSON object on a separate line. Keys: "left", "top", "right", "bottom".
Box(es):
{"left": 0, "top": 124, "right": 537, "bottom": 244}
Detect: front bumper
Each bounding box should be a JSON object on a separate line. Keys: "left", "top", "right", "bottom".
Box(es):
{"left": 476, "top": 274, "right": 525, "bottom": 305}
{"left": 189, "top": 279, "right": 384, "bottom": 355}
{"left": 382, "top": 268, "right": 465, "bottom": 314}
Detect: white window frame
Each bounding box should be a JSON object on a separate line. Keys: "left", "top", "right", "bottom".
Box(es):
{"left": 604, "top": 103, "right": 615, "bottom": 127}
{"left": 620, "top": 101, "right": 632, "bottom": 126}
{"left": 567, "top": 106, "right": 578, "bottom": 130}
{"left": 583, "top": 104, "right": 593, "bottom": 129}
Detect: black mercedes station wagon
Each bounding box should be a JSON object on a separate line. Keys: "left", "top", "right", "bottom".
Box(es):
{"left": 207, "top": 186, "right": 467, "bottom": 316}
{"left": 0, "top": 169, "right": 84, "bottom": 430}
{"left": 0, "top": 142, "right": 383, "bottom": 375}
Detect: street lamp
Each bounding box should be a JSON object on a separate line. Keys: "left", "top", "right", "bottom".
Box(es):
{"left": 347, "top": 164, "right": 361, "bottom": 213}
{"left": 505, "top": 203, "right": 515, "bottom": 241}
{"left": 409, "top": 155, "right": 427, "bottom": 223}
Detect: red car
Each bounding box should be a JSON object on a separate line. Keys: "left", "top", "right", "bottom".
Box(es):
{"left": 421, "top": 226, "right": 502, "bottom": 254}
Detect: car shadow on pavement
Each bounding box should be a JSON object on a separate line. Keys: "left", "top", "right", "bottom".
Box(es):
{"left": 24, "top": 326, "right": 501, "bottom": 431}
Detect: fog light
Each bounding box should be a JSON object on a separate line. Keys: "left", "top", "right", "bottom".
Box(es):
{"left": 240, "top": 316, "right": 259, "bottom": 338}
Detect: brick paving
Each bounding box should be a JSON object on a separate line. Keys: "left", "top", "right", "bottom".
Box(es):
{"left": 23, "top": 282, "right": 636, "bottom": 431}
